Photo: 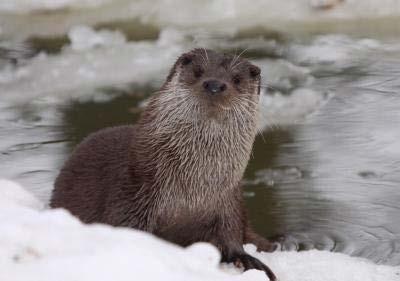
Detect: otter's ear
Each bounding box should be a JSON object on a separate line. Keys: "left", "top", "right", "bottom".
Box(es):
{"left": 249, "top": 65, "right": 261, "bottom": 77}
{"left": 180, "top": 53, "right": 194, "bottom": 65}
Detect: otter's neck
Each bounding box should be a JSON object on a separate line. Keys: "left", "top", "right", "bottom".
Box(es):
{"left": 134, "top": 91, "right": 259, "bottom": 206}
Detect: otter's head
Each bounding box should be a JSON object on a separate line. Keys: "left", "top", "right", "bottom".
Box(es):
{"left": 161, "top": 49, "right": 261, "bottom": 123}
{"left": 138, "top": 49, "right": 262, "bottom": 187}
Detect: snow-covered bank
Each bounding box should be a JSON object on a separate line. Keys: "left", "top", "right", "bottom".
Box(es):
{"left": 2, "top": 0, "right": 400, "bottom": 17}
{"left": 0, "top": 179, "right": 399, "bottom": 281}
{"left": 0, "top": 0, "right": 113, "bottom": 13}
{"left": 1, "top": 0, "right": 400, "bottom": 40}
{"left": 0, "top": 27, "right": 375, "bottom": 113}
{"left": 0, "top": 25, "right": 329, "bottom": 126}
{"left": 0, "top": 27, "right": 185, "bottom": 103}
{"left": 3, "top": 26, "right": 393, "bottom": 127}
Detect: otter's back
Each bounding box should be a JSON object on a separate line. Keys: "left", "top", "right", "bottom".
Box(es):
{"left": 51, "top": 125, "right": 135, "bottom": 223}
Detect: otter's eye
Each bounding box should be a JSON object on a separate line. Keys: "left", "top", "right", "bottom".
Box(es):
{"left": 193, "top": 66, "right": 203, "bottom": 78}
{"left": 181, "top": 55, "right": 192, "bottom": 65}
{"left": 233, "top": 75, "right": 241, "bottom": 85}
{"left": 249, "top": 65, "right": 261, "bottom": 77}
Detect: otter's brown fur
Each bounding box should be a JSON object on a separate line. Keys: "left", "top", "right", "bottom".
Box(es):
{"left": 51, "top": 49, "right": 277, "bottom": 280}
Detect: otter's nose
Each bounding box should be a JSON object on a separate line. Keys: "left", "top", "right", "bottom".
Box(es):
{"left": 203, "top": 80, "right": 227, "bottom": 95}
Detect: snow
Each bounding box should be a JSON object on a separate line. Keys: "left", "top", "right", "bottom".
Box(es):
{"left": 0, "top": 25, "right": 327, "bottom": 124}
{"left": 0, "top": 179, "right": 399, "bottom": 281}
{"left": 0, "top": 0, "right": 113, "bottom": 13}
{"left": 287, "top": 35, "right": 386, "bottom": 74}
{"left": 68, "top": 25, "right": 127, "bottom": 51}
{"left": 0, "top": 27, "right": 185, "bottom": 103}
{"left": 0, "top": 179, "right": 44, "bottom": 210}
{"left": 2, "top": 0, "right": 400, "bottom": 17}
{"left": 1, "top": 0, "right": 400, "bottom": 40}
{"left": 259, "top": 88, "right": 331, "bottom": 128}
{"left": 1, "top": 26, "right": 398, "bottom": 127}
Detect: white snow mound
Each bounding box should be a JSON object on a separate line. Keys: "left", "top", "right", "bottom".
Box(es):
{"left": 0, "top": 179, "right": 399, "bottom": 281}
{"left": 0, "top": 179, "right": 44, "bottom": 210}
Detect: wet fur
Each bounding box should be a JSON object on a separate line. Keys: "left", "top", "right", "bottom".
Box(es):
{"left": 51, "top": 49, "right": 276, "bottom": 280}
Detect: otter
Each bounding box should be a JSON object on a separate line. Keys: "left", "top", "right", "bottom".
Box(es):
{"left": 51, "top": 49, "right": 277, "bottom": 280}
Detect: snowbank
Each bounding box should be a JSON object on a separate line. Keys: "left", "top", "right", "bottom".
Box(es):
{"left": 0, "top": 27, "right": 185, "bottom": 103}
{"left": 0, "top": 0, "right": 113, "bottom": 13}
{"left": 0, "top": 179, "right": 44, "bottom": 210}
{"left": 2, "top": 0, "right": 400, "bottom": 17}
{"left": 0, "top": 179, "right": 399, "bottom": 281}
{"left": 1, "top": 0, "right": 400, "bottom": 40}
{"left": 0, "top": 27, "right": 343, "bottom": 119}
{"left": 0, "top": 26, "right": 396, "bottom": 127}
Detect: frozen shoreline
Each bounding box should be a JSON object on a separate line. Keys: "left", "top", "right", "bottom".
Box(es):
{"left": 0, "top": 179, "right": 399, "bottom": 281}
{"left": 1, "top": 0, "right": 400, "bottom": 40}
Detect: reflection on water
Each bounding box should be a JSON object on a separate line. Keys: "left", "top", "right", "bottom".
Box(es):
{"left": 1, "top": 26, "right": 400, "bottom": 266}
{"left": 61, "top": 87, "right": 150, "bottom": 148}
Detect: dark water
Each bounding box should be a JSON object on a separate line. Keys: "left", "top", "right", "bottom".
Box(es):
{"left": 1, "top": 33, "right": 400, "bottom": 266}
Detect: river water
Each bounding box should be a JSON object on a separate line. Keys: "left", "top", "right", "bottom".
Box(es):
{"left": 1, "top": 0, "right": 400, "bottom": 267}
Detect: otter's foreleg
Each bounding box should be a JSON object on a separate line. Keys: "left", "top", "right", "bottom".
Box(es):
{"left": 213, "top": 209, "right": 277, "bottom": 280}
{"left": 244, "top": 227, "right": 278, "bottom": 252}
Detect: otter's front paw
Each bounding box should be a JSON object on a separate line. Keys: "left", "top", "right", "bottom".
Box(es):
{"left": 233, "top": 254, "right": 276, "bottom": 281}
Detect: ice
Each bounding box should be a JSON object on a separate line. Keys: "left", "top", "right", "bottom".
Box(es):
{"left": 0, "top": 26, "right": 328, "bottom": 122}
{"left": 68, "top": 25, "right": 127, "bottom": 51}
{"left": 258, "top": 59, "right": 312, "bottom": 93}
{"left": 2, "top": 0, "right": 400, "bottom": 40}
{"left": 3, "top": 27, "right": 391, "bottom": 127}
{"left": 288, "top": 35, "right": 383, "bottom": 74}
{"left": 0, "top": 27, "right": 185, "bottom": 103}
{"left": 259, "top": 88, "right": 331, "bottom": 128}
{"left": 255, "top": 57, "right": 330, "bottom": 126}
{"left": 0, "top": 179, "right": 399, "bottom": 281}
{"left": 0, "top": 102, "right": 65, "bottom": 203}
{"left": 0, "top": 0, "right": 112, "bottom": 13}
{"left": 1, "top": 25, "right": 397, "bottom": 130}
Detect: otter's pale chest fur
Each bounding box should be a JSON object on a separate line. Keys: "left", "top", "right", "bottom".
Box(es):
{"left": 138, "top": 108, "right": 257, "bottom": 223}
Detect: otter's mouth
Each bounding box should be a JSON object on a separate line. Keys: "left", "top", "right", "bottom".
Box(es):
{"left": 207, "top": 99, "right": 231, "bottom": 111}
